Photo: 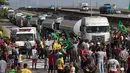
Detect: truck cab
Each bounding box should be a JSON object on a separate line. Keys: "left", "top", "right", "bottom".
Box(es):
{"left": 80, "top": 16, "right": 110, "bottom": 42}
{"left": 99, "top": 4, "right": 113, "bottom": 14}
{"left": 15, "top": 27, "right": 38, "bottom": 54}
{"left": 79, "top": 3, "right": 89, "bottom": 11}
{"left": 104, "top": 4, "right": 113, "bottom": 13}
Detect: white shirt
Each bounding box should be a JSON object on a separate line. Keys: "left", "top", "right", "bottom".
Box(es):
{"left": 32, "top": 49, "right": 37, "bottom": 59}
{"left": 49, "top": 40, "right": 54, "bottom": 50}
{"left": 82, "top": 42, "right": 89, "bottom": 50}
{"left": 45, "top": 39, "right": 49, "bottom": 46}
{"left": 97, "top": 51, "right": 106, "bottom": 62}
{"left": 0, "top": 60, "right": 7, "bottom": 73}
{"left": 107, "top": 59, "right": 119, "bottom": 71}
{"left": 120, "top": 49, "right": 129, "bottom": 60}
{"left": 70, "top": 67, "right": 75, "bottom": 73}
{"left": 73, "top": 43, "right": 78, "bottom": 52}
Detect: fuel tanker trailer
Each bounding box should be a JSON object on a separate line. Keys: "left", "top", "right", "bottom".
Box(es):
{"left": 41, "top": 16, "right": 110, "bottom": 42}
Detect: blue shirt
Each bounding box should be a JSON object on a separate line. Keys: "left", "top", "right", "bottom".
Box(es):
{"left": 54, "top": 53, "right": 59, "bottom": 65}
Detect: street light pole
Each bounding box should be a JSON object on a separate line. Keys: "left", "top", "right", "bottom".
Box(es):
{"left": 72, "top": 0, "right": 75, "bottom": 7}
{"left": 90, "top": 0, "right": 92, "bottom": 16}
{"left": 55, "top": 0, "right": 57, "bottom": 12}
{"left": 25, "top": 0, "right": 27, "bottom": 8}
{"left": 96, "top": 0, "right": 98, "bottom": 8}
{"left": 36, "top": 0, "right": 39, "bottom": 8}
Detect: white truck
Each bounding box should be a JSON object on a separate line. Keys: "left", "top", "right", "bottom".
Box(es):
{"left": 80, "top": 16, "right": 110, "bottom": 42}
{"left": 79, "top": 3, "right": 89, "bottom": 11}
{"left": 7, "top": 9, "right": 15, "bottom": 19}
{"left": 15, "top": 27, "right": 38, "bottom": 47}
{"left": 15, "top": 27, "right": 40, "bottom": 53}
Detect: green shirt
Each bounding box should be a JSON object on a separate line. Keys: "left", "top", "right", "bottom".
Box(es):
{"left": 8, "top": 69, "right": 16, "bottom": 73}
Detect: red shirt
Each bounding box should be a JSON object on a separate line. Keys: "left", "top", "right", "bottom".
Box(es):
{"left": 48, "top": 53, "right": 54, "bottom": 65}
{"left": 127, "top": 56, "right": 130, "bottom": 68}
{"left": 80, "top": 49, "right": 88, "bottom": 56}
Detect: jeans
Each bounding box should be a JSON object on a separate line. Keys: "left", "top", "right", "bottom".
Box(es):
{"left": 98, "top": 61, "right": 104, "bottom": 73}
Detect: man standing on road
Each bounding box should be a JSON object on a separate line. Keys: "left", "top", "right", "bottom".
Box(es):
{"left": 0, "top": 56, "right": 7, "bottom": 73}
{"left": 107, "top": 56, "right": 120, "bottom": 73}
{"left": 24, "top": 39, "right": 32, "bottom": 59}
{"left": 57, "top": 54, "right": 64, "bottom": 73}
{"left": 21, "top": 63, "right": 32, "bottom": 73}
{"left": 48, "top": 51, "right": 54, "bottom": 73}
{"left": 32, "top": 46, "right": 38, "bottom": 69}
{"left": 96, "top": 47, "right": 106, "bottom": 73}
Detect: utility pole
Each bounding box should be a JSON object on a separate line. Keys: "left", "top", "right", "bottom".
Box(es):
{"left": 25, "top": 0, "right": 27, "bottom": 8}
{"left": 36, "top": 0, "right": 39, "bottom": 8}
{"left": 72, "top": 0, "right": 75, "bottom": 7}
{"left": 96, "top": 0, "right": 98, "bottom": 8}
{"left": 17, "top": 0, "right": 19, "bottom": 8}
{"left": 55, "top": 0, "right": 57, "bottom": 12}
{"left": 90, "top": 0, "right": 92, "bottom": 16}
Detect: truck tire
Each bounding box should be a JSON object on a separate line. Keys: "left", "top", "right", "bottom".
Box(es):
{"left": 99, "top": 7, "right": 105, "bottom": 14}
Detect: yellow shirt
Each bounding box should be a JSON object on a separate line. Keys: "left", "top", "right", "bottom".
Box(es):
{"left": 18, "top": 54, "right": 23, "bottom": 63}
{"left": 57, "top": 58, "right": 64, "bottom": 70}
{"left": 40, "top": 41, "right": 44, "bottom": 48}
{"left": 21, "top": 68, "right": 32, "bottom": 73}
{"left": 53, "top": 42, "right": 61, "bottom": 50}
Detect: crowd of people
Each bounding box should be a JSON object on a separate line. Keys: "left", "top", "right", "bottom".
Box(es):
{"left": 0, "top": 29, "right": 130, "bottom": 73}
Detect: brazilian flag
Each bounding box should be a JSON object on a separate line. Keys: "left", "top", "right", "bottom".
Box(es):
{"left": 128, "top": 2, "right": 130, "bottom": 10}
{"left": 26, "top": 15, "right": 32, "bottom": 21}
{"left": 117, "top": 20, "right": 127, "bottom": 34}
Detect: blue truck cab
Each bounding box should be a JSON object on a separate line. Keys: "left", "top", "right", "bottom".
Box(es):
{"left": 104, "top": 4, "right": 113, "bottom": 13}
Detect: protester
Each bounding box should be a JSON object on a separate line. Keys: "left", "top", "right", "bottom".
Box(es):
{"left": 24, "top": 39, "right": 32, "bottom": 59}
{"left": 32, "top": 46, "right": 38, "bottom": 69}
{"left": 69, "top": 62, "right": 75, "bottom": 73}
{"left": 107, "top": 55, "right": 120, "bottom": 73}
{"left": 127, "top": 53, "right": 130, "bottom": 73}
{"left": 8, "top": 65, "right": 16, "bottom": 73}
{"left": 0, "top": 56, "right": 7, "bottom": 73}
{"left": 57, "top": 54, "right": 64, "bottom": 73}
{"left": 48, "top": 51, "right": 54, "bottom": 73}
{"left": 21, "top": 63, "right": 32, "bottom": 73}
{"left": 96, "top": 47, "right": 106, "bottom": 73}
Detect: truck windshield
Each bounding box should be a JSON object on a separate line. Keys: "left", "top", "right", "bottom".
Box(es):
{"left": 16, "top": 34, "right": 34, "bottom": 41}
{"left": 86, "top": 26, "right": 109, "bottom": 33}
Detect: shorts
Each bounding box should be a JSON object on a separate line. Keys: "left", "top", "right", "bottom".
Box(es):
{"left": 109, "top": 70, "right": 117, "bottom": 73}
{"left": 53, "top": 65, "right": 57, "bottom": 70}
{"left": 49, "top": 65, "right": 54, "bottom": 70}
{"left": 32, "top": 59, "right": 37, "bottom": 63}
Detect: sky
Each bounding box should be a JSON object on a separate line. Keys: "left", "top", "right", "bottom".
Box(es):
{"left": 7, "top": 0, "right": 130, "bottom": 9}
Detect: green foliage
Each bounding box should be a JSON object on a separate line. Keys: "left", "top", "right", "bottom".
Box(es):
{"left": 0, "top": 0, "right": 8, "bottom": 5}
{"left": 0, "top": 24, "right": 7, "bottom": 38}
{"left": 0, "top": 9, "right": 8, "bottom": 18}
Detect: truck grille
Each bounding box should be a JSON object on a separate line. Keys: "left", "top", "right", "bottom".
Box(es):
{"left": 92, "top": 35, "right": 105, "bottom": 42}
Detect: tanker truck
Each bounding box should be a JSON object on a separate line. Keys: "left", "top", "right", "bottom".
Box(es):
{"left": 41, "top": 16, "right": 110, "bottom": 42}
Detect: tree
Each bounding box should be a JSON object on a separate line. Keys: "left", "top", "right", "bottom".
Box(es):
{"left": 0, "top": 0, "right": 8, "bottom": 5}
